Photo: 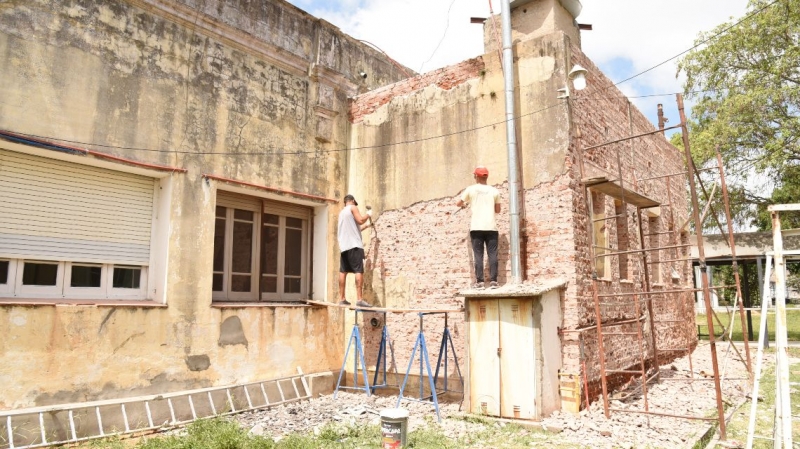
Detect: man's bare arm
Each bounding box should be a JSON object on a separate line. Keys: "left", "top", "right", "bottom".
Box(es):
{"left": 351, "top": 205, "right": 370, "bottom": 225}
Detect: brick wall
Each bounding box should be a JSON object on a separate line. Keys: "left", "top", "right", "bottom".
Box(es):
{"left": 346, "top": 37, "right": 695, "bottom": 407}
{"left": 566, "top": 45, "right": 696, "bottom": 400}
{"left": 349, "top": 57, "right": 486, "bottom": 124}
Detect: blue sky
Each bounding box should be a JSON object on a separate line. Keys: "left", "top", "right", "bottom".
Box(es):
{"left": 286, "top": 0, "right": 750, "bottom": 133}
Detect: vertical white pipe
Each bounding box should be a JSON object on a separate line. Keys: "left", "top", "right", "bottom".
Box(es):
{"left": 500, "top": 0, "right": 522, "bottom": 282}
{"left": 745, "top": 255, "right": 771, "bottom": 449}
{"left": 771, "top": 211, "right": 792, "bottom": 449}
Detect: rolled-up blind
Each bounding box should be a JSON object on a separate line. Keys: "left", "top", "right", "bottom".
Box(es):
{"left": 0, "top": 149, "right": 154, "bottom": 265}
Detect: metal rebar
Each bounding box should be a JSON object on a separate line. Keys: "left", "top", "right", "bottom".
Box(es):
{"left": 594, "top": 244, "right": 691, "bottom": 258}
{"left": 678, "top": 93, "right": 726, "bottom": 440}
{"left": 582, "top": 124, "right": 682, "bottom": 151}
{"left": 609, "top": 408, "right": 718, "bottom": 421}
{"left": 715, "top": 149, "right": 752, "bottom": 373}
{"left": 592, "top": 279, "right": 611, "bottom": 418}
{"left": 638, "top": 171, "right": 688, "bottom": 182}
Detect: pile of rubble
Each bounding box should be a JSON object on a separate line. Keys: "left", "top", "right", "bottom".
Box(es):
{"left": 235, "top": 342, "right": 754, "bottom": 448}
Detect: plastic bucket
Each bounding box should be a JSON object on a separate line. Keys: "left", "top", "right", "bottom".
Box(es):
{"left": 380, "top": 408, "right": 408, "bottom": 448}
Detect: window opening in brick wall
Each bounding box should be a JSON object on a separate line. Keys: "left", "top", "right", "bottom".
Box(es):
{"left": 591, "top": 191, "right": 609, "bottom": 279}
{"left": 213, "top": 191, "right": 311, "bottom": 302}
{"left": 614, "top": 200, "right": 629, "bottom": 280}
{"left": 678, "top": 231, "right": 689, "bottom": 283}
{"left": 649, "top": 216, "right": 661, "bottom": 283}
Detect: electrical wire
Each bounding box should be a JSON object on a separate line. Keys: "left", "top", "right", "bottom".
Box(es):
{"left": 609, "top": 0, "right": 781, "bottom": 89}
{"left": 2, "top": 1, "right": 778, "bottom": 158}
{"left": 418, "top": 0, "right": 459, "bottom": 73}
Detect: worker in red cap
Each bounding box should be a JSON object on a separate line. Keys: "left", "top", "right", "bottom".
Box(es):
{"left": 456, "top": 166, "right": 501, "bottom": 289}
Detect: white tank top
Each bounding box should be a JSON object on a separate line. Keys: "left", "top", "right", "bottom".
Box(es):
{"left": 337, "top": 205, "right": 363, "bottom": 252}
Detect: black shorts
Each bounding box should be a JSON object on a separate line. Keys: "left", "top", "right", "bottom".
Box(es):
{"left": 340, "top": 247, "right": 365, "bottom": 273}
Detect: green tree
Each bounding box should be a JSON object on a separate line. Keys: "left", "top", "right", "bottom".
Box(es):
{"left": 677, "top": 0, "right": 800, "bottom": 229}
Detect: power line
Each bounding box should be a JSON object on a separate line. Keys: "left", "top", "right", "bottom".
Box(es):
{"left": 610, "top": 0, "right": 781, "bottom": 89}
{"left": 4, "top": 2, "right": 777, "bottom": 158}
{"left": 418, "top": 0, "right": 459, "bottom": 73}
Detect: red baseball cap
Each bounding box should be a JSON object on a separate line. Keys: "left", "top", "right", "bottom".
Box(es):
{"left": 474, "top": 166, "right": 489, "bottom": 177}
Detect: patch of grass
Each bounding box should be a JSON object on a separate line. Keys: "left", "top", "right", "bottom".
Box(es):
{"left": 407, "top": 424, "right": 453, "bottom": 448}
{"left": 84, "top": 435, "right": 129, "bottom": 449}
{"left": 137, "top": 418, "right": 275, "bottom": 449}
{"left": 723, "top": 348, "right": 800, "bottom": 447}
{"left": 77, "top": 412, "right": 588, "bottom": 449}
{"left": 696, "top": 309, "right": 800, "bottom": 341}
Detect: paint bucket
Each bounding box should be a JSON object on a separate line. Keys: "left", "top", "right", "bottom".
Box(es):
{"left": 380, "top": 408, "right": 408, "bottom": 448}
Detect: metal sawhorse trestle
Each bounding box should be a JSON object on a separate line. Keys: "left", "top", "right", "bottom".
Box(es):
{"left": 432, "top": 312, "right": 464, "bottom": 398}
{"left": 396, "top": 312, "right": 463, "bottom": 422}
{"left": 370, "top": 311, "right": 401, "bottom": 393}
{"left": 334, "top": 308, "right": 372, "bottom": 398}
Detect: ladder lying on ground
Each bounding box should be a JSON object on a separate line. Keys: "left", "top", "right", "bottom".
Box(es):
{"left": 1, "top": 368, "right": 310, "bottom": 449}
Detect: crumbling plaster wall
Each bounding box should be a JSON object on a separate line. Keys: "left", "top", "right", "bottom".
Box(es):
{"left": 0, "top": 0, "right": 409, "bottom": 409}
{"left": 348, "top": 32, "right": 576, "bottom": 383}
{"left": 347, "top": 31, "right": 694, "bottom": 404}
{"left": 567, "top": 45, "right": 695, "bottom": 399}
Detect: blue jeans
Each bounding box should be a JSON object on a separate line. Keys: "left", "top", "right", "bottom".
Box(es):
{"left": 470, "top": 230, "right": 498, "bottom": 283}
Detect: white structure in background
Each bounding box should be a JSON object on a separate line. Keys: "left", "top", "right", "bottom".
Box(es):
{"left": 745, "top": 204, "right": 798, "bottom": 449}
{"left": 694, "top": 266, "right": 720, "bottom": 311}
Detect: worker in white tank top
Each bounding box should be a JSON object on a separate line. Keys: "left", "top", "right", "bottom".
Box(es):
{"left": 337, "top": 194, "right": 372, "bottom": 306}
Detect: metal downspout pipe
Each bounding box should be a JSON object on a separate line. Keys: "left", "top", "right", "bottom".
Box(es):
{"left": 500, "top": 0, "right": 522, "bottom": 283}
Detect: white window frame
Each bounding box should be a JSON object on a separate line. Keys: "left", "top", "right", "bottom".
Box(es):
{"left": 0, "top": 259, "right": 16, "bottom": 295}
{"left": 0, "top": 144, "right": 173, "bottom": 303}
{"left": 0, "top": 259, "right": 149, "bottom": 299}
{"left": 108, "top": 265, "right": 149, "bottom": 299}
{"left": 15, "top": 260, "right": 64, "bottom": 298}
{"left": 64, "top": 262, "right": 107, "bottom": 299}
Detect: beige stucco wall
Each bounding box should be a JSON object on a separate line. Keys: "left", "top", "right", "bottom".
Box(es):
{"left": 0, "top": 0, "right": 410, "bottom": 410}
{"left": 349, "top": 31, "right": 572, "bottom": 218}
{"left": 484, "top": 0, "right": 581, "bottom": 55}
{"left": 345, "top": 32, "right": 576, "bottom": 415}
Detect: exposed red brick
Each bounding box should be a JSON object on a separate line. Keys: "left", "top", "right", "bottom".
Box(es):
{"left": 348, "top": 57, "right": 486, "bottom": 123}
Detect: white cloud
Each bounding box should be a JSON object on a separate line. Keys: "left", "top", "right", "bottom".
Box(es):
{"left": 288, "top": 0, "right": 750, "bottom": 124}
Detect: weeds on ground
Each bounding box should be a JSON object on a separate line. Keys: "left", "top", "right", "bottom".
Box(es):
{"left": 137, "top": 419, "right": 275, "bottom": 449}
{"left": 81, "top": 414, "right": 571, "bottom": 449}
{"left": 722, "top": 347, "right": 800, "bottom": 448}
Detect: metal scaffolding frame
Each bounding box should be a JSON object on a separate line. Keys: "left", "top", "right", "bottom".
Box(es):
{"left": 572, "top": 93, "right": 753, "bottom": 441}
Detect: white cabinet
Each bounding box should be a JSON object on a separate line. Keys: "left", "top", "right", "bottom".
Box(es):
{"left": 467, "top": 297, "right": 537, "bottom": 419}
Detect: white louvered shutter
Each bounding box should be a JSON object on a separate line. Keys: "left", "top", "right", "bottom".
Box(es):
{"left": 0, "top": 149, "right": 155, "bottom": 265}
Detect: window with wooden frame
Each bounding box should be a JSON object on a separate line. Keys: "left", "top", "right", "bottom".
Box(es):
{"left": 212, "top": 191, "right": 311, "bottom": 302}
{"left": 614, "top": 200, "right": 629, "bottom": 280}
{"left": 591, "top": 191, "right": 610, "bottom": 279}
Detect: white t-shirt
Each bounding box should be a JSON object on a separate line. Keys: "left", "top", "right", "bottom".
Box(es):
{"left": 337, "top": 205, "right": 363, "bottom": 252}
{"left": 461, "top": 184, "right": 500, "bottom": 231}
